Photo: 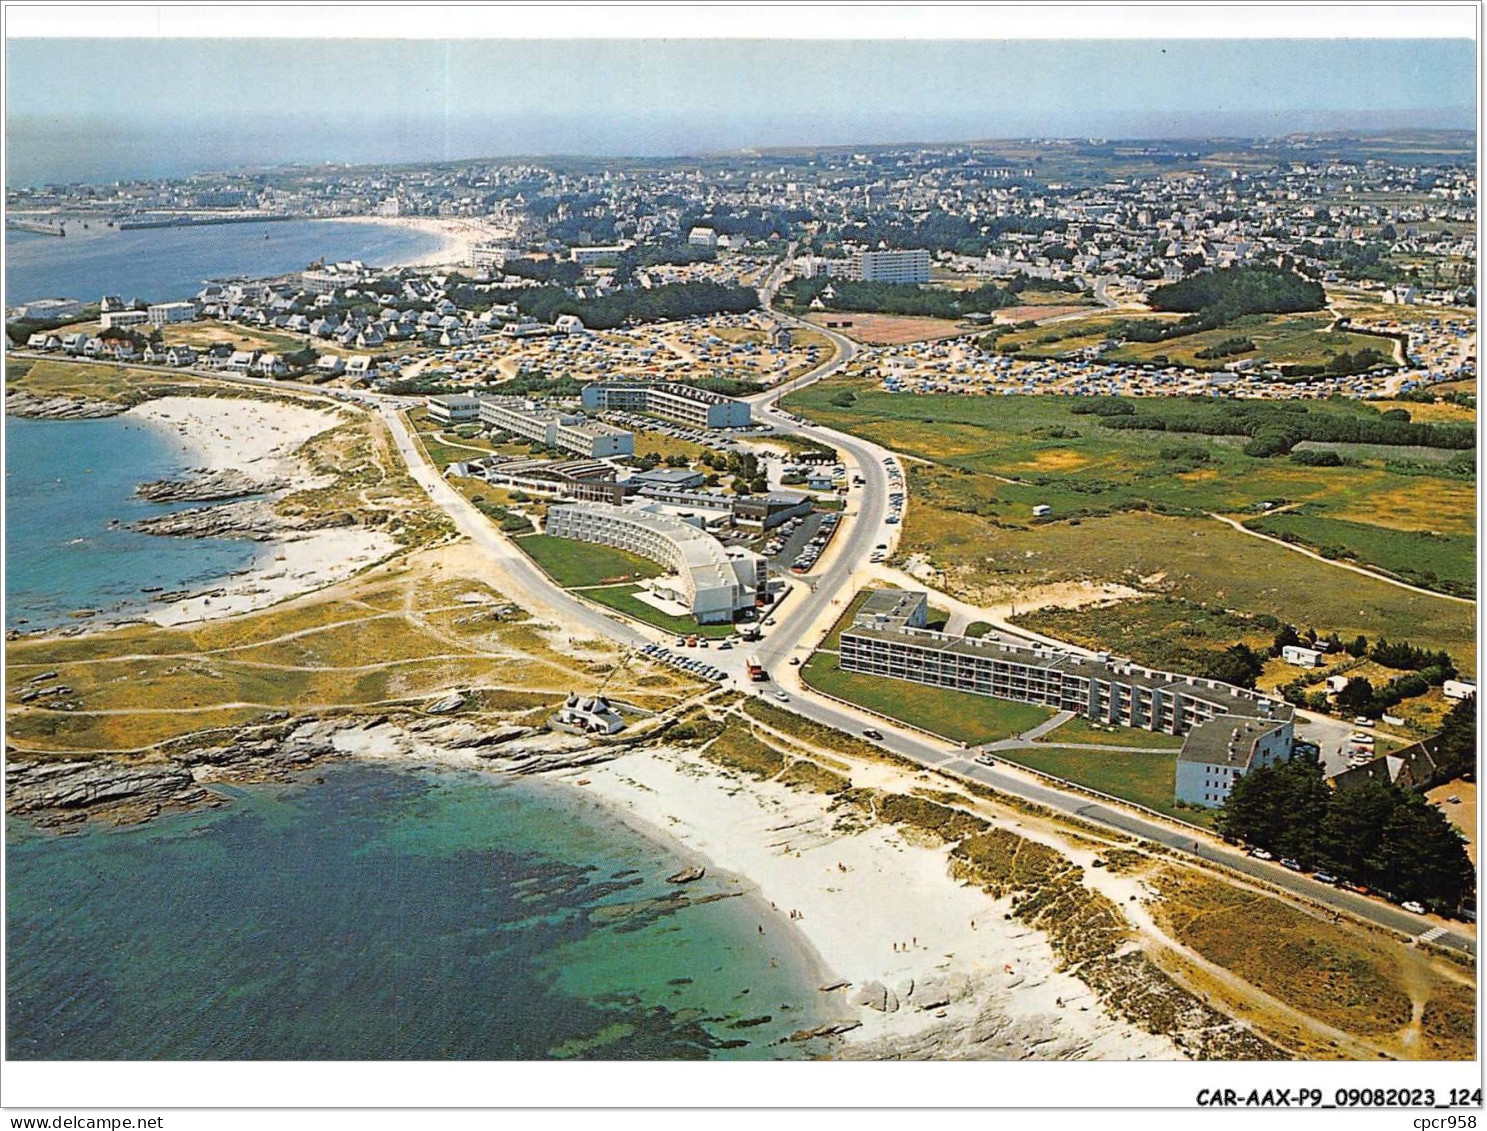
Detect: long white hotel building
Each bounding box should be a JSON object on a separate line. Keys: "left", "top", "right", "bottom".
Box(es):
{"left": 545, "top": 501, "right": 765, "bottom": 624}
{"left": 838, "top": 590, "right": 1294, "bottom": 807}
{"left": 581, "top": 381, "right": 752, "bottom": 430}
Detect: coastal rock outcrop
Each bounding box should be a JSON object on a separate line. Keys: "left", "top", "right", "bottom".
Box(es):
{"left": 5, "top": 389, "right": 131, "bottom": 420}
{"left": 137, "top": 468, "right": 289, "bottom": 503}
{"left": 126, "top": 500, "right": 283, "bottom": 540}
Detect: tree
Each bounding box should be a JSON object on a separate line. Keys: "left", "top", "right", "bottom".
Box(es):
{"left": 1347, "top": 634, "right": 1369, "bottom": 658}
{"left": 1317, "top": 779, "right": 1396, "bottom": 879}
{"left": 1369, "top": 795, "right": 1475, "bottom": 907}
{"left": 1272, "top": 624, "right": 1302, "bottom": 656}
{"left": 1203, "top": 643, "right": 1265, "bottom": 689}
{"left": 1335, "top": 676, "right": 1376, "bottom": 715}
{"left": 1432, "top": 696, "right": 1477, "bottom": 781}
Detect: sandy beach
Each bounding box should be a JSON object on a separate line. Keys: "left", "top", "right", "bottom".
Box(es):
{"left": 128, "top": 395, "right": 398, "bottom": 626}
{"left": 554, "top": 745, "right": 1176, "bottom": 1059}
{"left": 329, "top": 215, "right": 504, "bottom": 269}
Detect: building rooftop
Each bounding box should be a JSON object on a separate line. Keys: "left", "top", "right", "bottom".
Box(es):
{"left": 1176, "top": 716, "right": 1290, "bottom": 767}
{"left": 843, "top": 603, "right": 1292, "bottom": 724}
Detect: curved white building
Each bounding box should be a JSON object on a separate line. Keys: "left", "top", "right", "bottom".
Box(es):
{"left": 545, "top": 501, "right": 764, "bottom": 624}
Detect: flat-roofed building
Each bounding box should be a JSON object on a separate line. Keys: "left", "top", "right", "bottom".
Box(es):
{"left": 13, "top": 297, "right": 83, "bottom": 321}
{"left": 469, "top": 244, "right": 517, "bottom": 272}
{"left": 857, "top": 248, "right": 931, "bottom": 284}
{"left": 99, "top": 309, "right": 150, "bottom": 331}
{"left": 545, "top": 500, "right": 764, "bottom": 624}
{"left": 477, "top": 396, "right": 634, "bottom": 459}
{"left": 581, "top": 381, "right": 752, "bottom": 429}
{"left": 570, "top": 244, "right": 630, "bottom": 266}
{"left": 836, "top": 588, "right": 1294, "bottom": 805}
{"left": 1174, "top": 716, "right": 1294, "bottom": 809}
{"left": 147, "top": 301, "right": 197, "bottom": 326}
{"left": 426, "top": 394, "right": 483, "bottom": 425}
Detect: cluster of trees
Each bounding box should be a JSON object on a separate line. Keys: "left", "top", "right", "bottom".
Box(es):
{"left": 1085, "top": 395, "right": 1473, "bottom": 455}
{"left": 1281, "top": 347, "right": 1393, "bottom": 379}
{"left": 1110, "top": 267, "right": 1329, "bottom": 347}
{"left": 696, "top": 448, "right": 767, "bottom": 494}
{"left": 1193, "top": 336, "right": 1256, "bottom": 361}
{"left": 787, "top": 278, "right": 1018, "bottom": 320}
{"left": 1271, "top": 627, "right": 1460, "bottom": 716}
{"left": 1216, "top": 756, "right": 1474, "bottom": 909}
{"left": 1201, "top": 643, "right": 1267, "bottom": 689}
{"left": 681, "top": 207, "right": 811, "bottom": 243}
{"left": 485, "top": 280, "right": 759, "bottom": 330}
{"left": 1147, "top": 265, "right": 1328, "bottom": 318}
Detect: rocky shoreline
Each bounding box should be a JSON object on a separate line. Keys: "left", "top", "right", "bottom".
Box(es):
{"left": 125, "top": 499, "right": 285, "bottom": 540}
{"left": 137, "top": 467, "right": 290, "bottom": 503}
{"left": 6, "top": 388, "right": 133, "bottom": 420}
{"left": 5, "top": 711, "right": 624, "bottom": 830}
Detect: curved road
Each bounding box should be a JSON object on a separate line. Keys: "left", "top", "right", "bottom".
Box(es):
{"left": 54, "top": 309, "right": 1471, "bottom": 957}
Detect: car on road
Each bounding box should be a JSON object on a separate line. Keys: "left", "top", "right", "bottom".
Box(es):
{"left": 1312, "top": 872, "right": 1339, "bottom": 885}
{"left": 774, "top": 692, "right": 789, "bottom": 702}
{"left": 974, "top": 753, "right": 996, "bottom": 766}
{"left": 1402, "top": 901, "right": 1427, "bottom": 915}
{"left": 862, "top": 729, "right": 883, "bottom": 740}
{"left": 1340, "top": 881, "right": 1371, "bottom": 895}
{"left": 1280, "top": 858, "right": 1303, "bottom": 872}
{"left": 1248, "top": 848, "right": 1273, "bottom": 861}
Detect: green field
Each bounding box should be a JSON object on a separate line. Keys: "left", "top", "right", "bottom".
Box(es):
{"left": 783, "top": 382, "right": 1476, "bottom": 672}
{"left": 513, "top": 534, "right": 663, "bottom": 588}
{"left": 993, "top": 310, "right": 1401, "bottom": 372}
{"left": 1037, "top": 715, "right": 1188, "bottom": 750}
{"left": 799, "top": 653, "right": 1054, "bottom": 745}
{"left": 996, "top": 744, "right": 1213, "bottom": 827}
{"left": 580, "top": 584, "right": 738, "bottom": 639}
{"left": 1246, "top": 509, "right": 1475, "bottom": 597}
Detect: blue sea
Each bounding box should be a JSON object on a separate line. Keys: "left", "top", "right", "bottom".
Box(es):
{"left": 4, "top": 219, "right": 444, "bottom": 307}
{"left": 7, "top": 762, "right": 833, "bottom": 1060}
{"left": 4, "top": 218, "right": 831, "bottom": 1061}
{"left": 4, "top": 414, "right": 263, "bottom": 631}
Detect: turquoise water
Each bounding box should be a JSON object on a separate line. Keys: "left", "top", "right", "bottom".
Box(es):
{"left": 4, "top": 415, "right": 261, "bottom": 631}
{"left": 5, "top": 219, "right": 443, "bottom": 306}
{"left": 6, "top": 762, "right": 833, "bottom": 1060}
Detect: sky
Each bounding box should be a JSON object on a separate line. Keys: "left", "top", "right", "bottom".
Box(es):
{"left": 4, "top": 38, "right": 1476, "bottom": 184}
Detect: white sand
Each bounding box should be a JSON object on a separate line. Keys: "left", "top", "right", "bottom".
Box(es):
{"left": 570, "top": 745, "right": 1177, "bottom": 1059}
{"left": 129, "top": 395, "right": 341, "bottom": 481}
{"left": 329, "top": 215, "right": 500, "bottom": 268}
{"left": 127, "top": 395, "right": 397, "bottom": 626}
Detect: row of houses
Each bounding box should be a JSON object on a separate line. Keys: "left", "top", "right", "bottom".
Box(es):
{"left": 23, "top": 331, "right": 197, "bottom": 366}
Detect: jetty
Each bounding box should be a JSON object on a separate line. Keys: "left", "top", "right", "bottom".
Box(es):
{"left": 6, "top": 217, "right": 65, "bottom": 237}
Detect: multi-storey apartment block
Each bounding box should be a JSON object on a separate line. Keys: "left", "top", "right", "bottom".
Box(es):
{"left": 838, "top": 589, "right": 1294, "bottom": 807}
{"left": 580, "top": 381, "right": 752, "bottom": 429}
{"left": 474, "top": 397, "right": 634, "bottom": 459}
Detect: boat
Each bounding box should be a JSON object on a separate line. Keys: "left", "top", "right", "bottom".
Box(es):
{"left": 666, "top": 866, "right": 706, "bottom": 884}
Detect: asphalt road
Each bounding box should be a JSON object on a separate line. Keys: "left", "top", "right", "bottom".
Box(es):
{"left": 55, "top": 326, "right": 1474, "bottom": 956}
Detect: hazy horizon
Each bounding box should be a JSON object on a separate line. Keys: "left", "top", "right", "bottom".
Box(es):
{"left": 4, "top": 38, "right": 1476, "bottom": 185}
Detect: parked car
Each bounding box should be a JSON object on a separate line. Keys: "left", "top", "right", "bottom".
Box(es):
{"left": 1402, "top": 901, "right": 1427, "bottom": 915}
{"left": 1280, "top": 858, "right": 1303, "bottom": 872}
{"left": 1313, "top": 872, "right": 1339, "bottom": 885}
{"left": 1248, "top": 848, "right": 1273, "bottom": 861}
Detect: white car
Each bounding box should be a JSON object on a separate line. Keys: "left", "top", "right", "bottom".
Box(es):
{"left": 774, "top": 692, "right": 789, "bottom": 702}
{"left": 1402, "top": 901, "right": 1427, "bottom": 916}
